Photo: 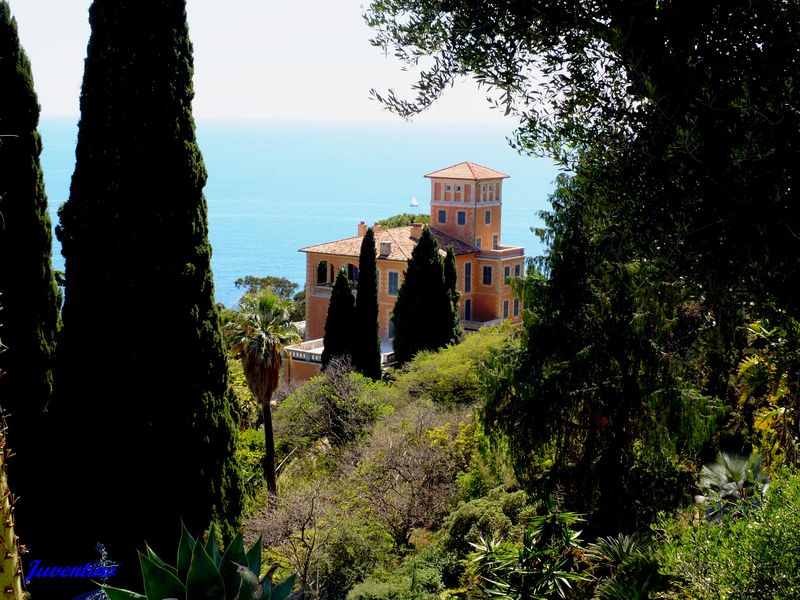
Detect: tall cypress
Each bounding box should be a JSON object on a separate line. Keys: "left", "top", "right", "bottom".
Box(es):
{"left": 322, "top": 268, "right": 355, "bottom": 369}
{"left": 50, "top": 0, "right": 242, "bottom": 588}
{"left": 443, "top": 244, "right": 462, "bottom": 342}
{"left": 0, "top": 0, "right": 60, "bottom": 550}
{"left": 392, "top": 226, "right": 454, "bottom": 364}
{"left": 352, "top": 228, "right": 381, "bottom": 379}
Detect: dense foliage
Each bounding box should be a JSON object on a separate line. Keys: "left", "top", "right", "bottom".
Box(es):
{"left": 352, "top": 228, "right": 381, "bottom": 380}
{"left": 659, "top": 468, "right": 800, "bottom": 599}
{"left": 50, "top": 0, "right": 243, "bottom": 586}
{"left": 0, "top": 0, "right": 60, "bottom": 547}
{"left": 391, "top": 226, "right": 459, "bottom": 364}
{"left": 377, "top": 213, "right": 429, "bottom": 228}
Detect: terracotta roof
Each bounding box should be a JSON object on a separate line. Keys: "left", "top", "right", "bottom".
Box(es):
{"left": 300, "top": 226, "right": 478, "bottom": 261}
{"left": 425, "top": 161, "right": 509, "bottom": 181}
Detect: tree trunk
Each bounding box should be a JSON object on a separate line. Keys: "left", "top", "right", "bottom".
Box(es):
{"left": 261, "top": 395, "right": 278, "bottom": 507}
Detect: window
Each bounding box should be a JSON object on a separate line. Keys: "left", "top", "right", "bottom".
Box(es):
{"left": 438, "top": 209, "right": 446, "bottom": 224}
{"left": 464, "top": 263, "right": 472, "bottom": 292}
{"left": 503, "top": 300, "right": 509, "bottom": 319}
{"left": 348, "top": 263, "right": 359, "bottom": 283}
{"left": 388, "top": 271, "right": 399, "bottom": 295}
{"left": 515, "top": 263, "right": 521, "bottom": 277}
{"left": 513, "top": 298, "right": 519, "bottom": 316}
{"left": 485, "top": 210, "right": 491, "bottom": 224}
{"left": 493, "top": 235, "right": 499, "bottom": 249}
{"left": 476, "top": 238, "right": 482, "bottom": 250}
{"left": 388, "top": 318, "right": 395, "bottom": 338}
{"left": 483, "top": 266, "right": 492, "bottom": 285}
{"left": 316, "top": 261, "right": 329, "bottom": 285}
{"left": 455, "top": 184, "right": 462, "bottom": 192}
{"left": 465, "top": 299, "right": 472, "bottom": 321}
{"left": 457, "top": 211, "right": 466, "bottom": 225}
{"left": 504, "top": 265, "right": 510, "bottom": 280}
{"left": 446, "top": 184, "right": 452, "bottom": 191}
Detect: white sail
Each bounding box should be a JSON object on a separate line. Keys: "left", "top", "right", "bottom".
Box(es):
{"left": 410, "top": 195, "right": 418, "bottom": 207}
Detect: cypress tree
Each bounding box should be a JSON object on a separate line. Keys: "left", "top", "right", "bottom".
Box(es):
{"left": 0, "top": 0, "right": 59, "bottom": 550}
{"left": 322, "top": 267, "right": 355, "bottom": 369}
{"left": 391, "top": 226, "right": 454, "bottom": 364}
{"left": 443, "top": 244, "right": 462, "bottom": 342}
{"left": 51, "top": 0, "right": 242, "bottom": 587}
{"left": 352, "top": 228, "right": 381, "bottom": 379}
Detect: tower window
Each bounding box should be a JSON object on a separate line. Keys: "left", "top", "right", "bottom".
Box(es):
{"left": 483, "top": 266, "right": 492, "bottom": 285}
{"left": 438, "top": 209, "right": 446, "bottom": 224}
{"left": 513, "top": 298, "right": 520, "bottom": 316}
{"left": 485, "top": 210, "right": 491, "bottom": 224}
{"left": 503, "top": 300, "right": 509, "bottom": 319}
{"left": 493, "top": 235, "right": 499, "bottom": 249}
{"left": 457, "top": 211, "right": 466, "bottom": 225}
{"left": 504, "top": 265, "right": 510, "bottom": 281}
{"left": 388, "top": 271, "right": 399, "bottom": 295}
{"left": 476, "top": 238, "right": 482, "bottom": 250}
{"left": 464, "top": 262, "right": 471, "bottom": 292}
{"left": 515, "top": 263, "right": 521, "bottom": 277}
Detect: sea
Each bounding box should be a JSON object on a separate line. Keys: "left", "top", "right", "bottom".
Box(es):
{"left": 39, "top": 118, "right": 561, "bottom": 308}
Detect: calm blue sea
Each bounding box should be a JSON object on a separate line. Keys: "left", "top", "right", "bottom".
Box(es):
{"left": 39, "top": 118, "right": 560, "bottom": 308}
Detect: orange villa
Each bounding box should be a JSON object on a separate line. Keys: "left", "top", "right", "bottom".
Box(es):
{"left": 284, "top": 162, "right": 525, "bottom": 381}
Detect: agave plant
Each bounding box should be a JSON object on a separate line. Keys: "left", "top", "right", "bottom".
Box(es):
{"left": 102, "top": 523, "right": 296, "bottom": 600}
{"left": 695, "top": 452, "right": 770, "bottom": 521}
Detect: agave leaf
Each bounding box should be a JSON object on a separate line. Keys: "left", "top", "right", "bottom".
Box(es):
{"left": 178, "top": 522, "right": 197, "bottom": 582}
{"left": 245, "top": 536, "right": 263, "bottom": 577}
{"left": 140, "top": 554, "right": 185, "bottom": 600}
{"left": 146, "top": 543, "right": 178, "bottom": 576}
{"left": 220, "top": 534, "right": 247, "bottom": 599}
{"left": 186, "top": 536, "right": 226, "bottom": 600}
{"left": 206, "top": 524, "right": 222, "bottom": 565}
{"left": 234, "top": 563, "right": 261, "bottom": 600}
{"left": 101, "top": 586, "right": 148, "bottom": 600}
{"left": 270, "top": 574, "right": 296, "bottom": 600}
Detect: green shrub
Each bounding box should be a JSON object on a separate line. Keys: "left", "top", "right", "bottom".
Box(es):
{"left": 273, "top": 367, "right": 393, "bottom": 453}
{"left": 393, "top": 325, "right": 512, "bottom": 405}
{"left": 658, "top": 468, "right": 800, "bottom": 599}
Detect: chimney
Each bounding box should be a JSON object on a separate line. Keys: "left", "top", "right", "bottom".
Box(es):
{"left": 410, "top": 223, "right": 424, "bottom": 240}
{"left": 357, "top": 221, "right": 367, "bottom": 237}
{"left": 372, "top": 222, "right": 382, "bottom": 236}
{"left": 379, "top": 241, "right": 392, "bottom": 256}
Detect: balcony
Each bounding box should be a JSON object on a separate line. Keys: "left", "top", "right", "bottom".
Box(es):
{"left": 477, "top": 245, "right": 525, "bottom": 259}
{"left": 462, "top": 318, "right": 503, "bottom": 331}
{"left": 284, "top": 337, "right": 396, "bottom": 366}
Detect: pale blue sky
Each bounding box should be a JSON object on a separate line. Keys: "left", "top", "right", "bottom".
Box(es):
{"left": 8, "top": 0, "right": 512, "bottom": 123}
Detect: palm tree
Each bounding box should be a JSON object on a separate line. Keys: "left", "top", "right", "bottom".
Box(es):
{"left": 226, "top": 289, "right": 300, "bottom": 503}
{"left": 695, "top": 452, "right": 770, "bottom": 521}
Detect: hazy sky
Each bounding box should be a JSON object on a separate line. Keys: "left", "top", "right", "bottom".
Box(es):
{"left": 7, "top": 0, "right": 512, "bottom": 123}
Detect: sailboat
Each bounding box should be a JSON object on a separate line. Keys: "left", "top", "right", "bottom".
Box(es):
{"left": 410, "top": 195, "right": 418, "bottom": 208}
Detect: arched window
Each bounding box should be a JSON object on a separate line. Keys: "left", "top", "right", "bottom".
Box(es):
{"left": 316, "top": 261, "right": 329, "bottom": 285}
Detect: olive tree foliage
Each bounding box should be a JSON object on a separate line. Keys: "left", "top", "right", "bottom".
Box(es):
{"left": 367, "top": 0, "right": 800, "bottom": 532}
{"left": 366, "top": 1, "right": 800, "bottom": 309}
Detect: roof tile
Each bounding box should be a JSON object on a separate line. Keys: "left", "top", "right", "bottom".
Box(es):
{"left": 300, "top": 226, "right": 478, "bottom": 261}
{"left": 424, "top": 161, "right": 509, "bottom": 181}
